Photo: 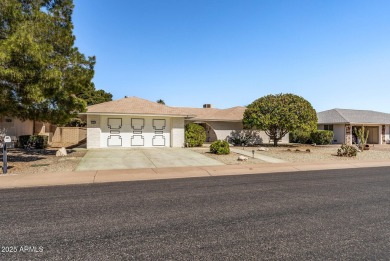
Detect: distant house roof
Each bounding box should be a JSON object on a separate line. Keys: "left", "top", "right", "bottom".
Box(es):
{"left": 85, "top": 97, "right": 194, "bottom": 117}
{"left": 318, "top": 109, "right": 390, "bottom": 124}
{"left": 84, "top": 96, "right": 245, "bottom": 121}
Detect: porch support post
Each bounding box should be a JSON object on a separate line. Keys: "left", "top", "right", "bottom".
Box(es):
{"left": 382, "top": 125, "right": 386, "bottom": 145}
{"left": 345, "top": 124, "right": 352, "bottom": 145}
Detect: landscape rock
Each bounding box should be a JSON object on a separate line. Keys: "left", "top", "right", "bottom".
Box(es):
{"left": 237, "top": 155, "right": 248, "bottom": 161}
{"left": 258, "top": 147, "right": 269, "bottom": 151}
{"left": 56, "top": 147, "right": 67, "bottom": 157}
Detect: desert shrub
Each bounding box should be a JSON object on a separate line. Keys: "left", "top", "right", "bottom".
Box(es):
{"left": 210, "top": 140, "right": 230, "bottom": 155}
{"left": 18, "top": 135, "right": 31, "bottom": 148}
{"left": 185, "top": 123, "right": 206, "bottom": 147}
{"left": 337, "top": 144, "right": 357, "bottom": 157}
{"left": 31, "top": 135, "right": 49, "bottom": 149}
{"left": 18, "top": 135, "right": 48, "bottom": 149}
{"left": 310, "top": 130, "right": 333, "bottom": 145}
{"left": 228, "top": 132, "right": 252, "bottom": 146}
{"left": 228, "top": 130, "right": 262, "bottom": 146}
{"left": 289, "top": 130, "right": 312, "bottom": 144}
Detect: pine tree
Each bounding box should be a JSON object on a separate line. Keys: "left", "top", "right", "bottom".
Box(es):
{"left": 0, "top": 0, "right": 106, "bottom": 124}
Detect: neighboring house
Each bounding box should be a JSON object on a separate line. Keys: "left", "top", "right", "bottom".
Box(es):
{"left": 317, "top": 108, "right": 390, "bottom": 145}
{"left": 82, "top": 96, "right": 289, "bottom": 149}
{"left": 0, "top": 117, "right": 54, "bottom": 142}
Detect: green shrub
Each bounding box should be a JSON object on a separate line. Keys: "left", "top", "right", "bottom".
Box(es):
{"left": 31, "top": 135, "right": 49, "bottom": 149}
{"left": 18, "top": 135, "right": 48, "bottom": 149}
{"left": 18, "top": 135, "right": 31, "bottom": 148}
{"left": 337, "top": 144, "right": 357, "bottom": 157}
{"left": 289, "top": 130, "right": 312, "bottom": 144}
{"left": 310, "top": 130, "right": 333, "bottom": 145}
{"left": 210, "top": 140, "right": 230, "bottom": 155}
{"left": 228, "top": 131, "right": 252, "bottom": 146}
{"left": 185, "top": 123, "right": 206, "bottom": 147}
{"left": 66, "top": 118, "right": 86, "bottom": 127}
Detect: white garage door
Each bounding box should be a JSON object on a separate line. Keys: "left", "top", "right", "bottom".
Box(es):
{"left": 105, "top": 117, "right": 170, "bottom": 147}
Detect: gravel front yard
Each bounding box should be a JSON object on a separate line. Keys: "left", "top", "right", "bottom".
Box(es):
{"left": 0, "top": 148, "right": 86, "bottom": 174}
{"left": 193, "top": 144, "right": 390, "bottom": 164}
{"left": 248, "top": 144, "right": 390, "bottom": 162}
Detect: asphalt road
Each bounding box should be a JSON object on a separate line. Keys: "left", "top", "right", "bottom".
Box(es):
{"left": 1, "top": 167, "right": 390, "bottom": 260}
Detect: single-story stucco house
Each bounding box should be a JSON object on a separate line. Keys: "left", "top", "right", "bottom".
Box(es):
{"left": 83, "top": 96, "right": 288, "bottom": 148}
{"left": 317, "top": 108, "right": 390, "bottom": 145}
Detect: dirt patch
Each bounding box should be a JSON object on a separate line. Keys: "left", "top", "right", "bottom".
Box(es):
{"left": 191, "top": 148, "right": 266, "bottom": 165}
{"left": 0, "top": 148, "right": 87, "bottom": 174}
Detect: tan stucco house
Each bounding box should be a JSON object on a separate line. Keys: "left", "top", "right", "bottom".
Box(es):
{"left": 317, "top": 108, "right": 390, "bottom": 145}
{"left": 0, "top": 117, "right": 54, "bottom": 142}
{"left": 83, "top": 96, "right": 288, "bottom": 148}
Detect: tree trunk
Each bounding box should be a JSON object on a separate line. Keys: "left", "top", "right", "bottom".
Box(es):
{"left": 273, "top": 139, "right": 278, "bottom": 147}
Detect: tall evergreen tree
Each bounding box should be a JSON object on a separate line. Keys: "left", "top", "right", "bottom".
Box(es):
{"left": 0, "top": 0, "right": 106, "bottom": 124}
{"left": 156, "top": 99, "right": 165, "bottom": 105}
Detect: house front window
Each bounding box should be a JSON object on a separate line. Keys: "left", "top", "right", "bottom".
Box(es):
{"left": 324, "top": 124, "right": 333, "bottom": 131}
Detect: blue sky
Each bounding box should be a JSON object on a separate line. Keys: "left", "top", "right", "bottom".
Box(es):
{"left": 73, "top": 0, "right": 390, "bottom": 112}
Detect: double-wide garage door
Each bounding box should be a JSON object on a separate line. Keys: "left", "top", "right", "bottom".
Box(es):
{"left": 106, "top": 117, "right": 170, "bottom": 147}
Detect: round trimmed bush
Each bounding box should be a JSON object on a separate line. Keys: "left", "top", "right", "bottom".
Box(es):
{"left": 289, "top": 130, "right": 311, "bottom": 144}
{"left": 310, "top": 130, "right": 333, "bottom": 145}
{"left": 210, "top": 140, "right": 230, "bottom": 155}
{"left": 185, "top": 123, "right": 206, "bottom": 147}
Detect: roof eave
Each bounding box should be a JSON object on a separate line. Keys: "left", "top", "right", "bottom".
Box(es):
{"left": 80, "top": 112, "right": 195, "bottom": 118}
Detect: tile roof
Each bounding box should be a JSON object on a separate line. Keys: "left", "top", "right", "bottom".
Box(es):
{"left": 318, "top": 108, "right": 390, "bottom": 124}
{"left": 85, "top": 96, "right": 245, "bottom": 121}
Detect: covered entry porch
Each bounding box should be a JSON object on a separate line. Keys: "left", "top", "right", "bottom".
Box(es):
{"left": 346, "top": 124, "right": 389, "bottom": 145}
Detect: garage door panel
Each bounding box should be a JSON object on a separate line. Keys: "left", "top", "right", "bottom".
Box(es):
{"left": 107, "top": 135, "right": 122, "bottom": 147}
{"left": 131, "top": 135, "right": 144, "bottom": 146}
{"left": 152, "top": 135, "right": 166, "bottom": 146}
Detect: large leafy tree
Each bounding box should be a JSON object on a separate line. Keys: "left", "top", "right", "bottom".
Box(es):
{"left": 243, "top": 93, "right": 318, "bottom": 146}
{"left": 77, "top": 84, "right": 112, "bottom": 106}
{"left": 0, "top": 0, "right": 106, "bottom": 125}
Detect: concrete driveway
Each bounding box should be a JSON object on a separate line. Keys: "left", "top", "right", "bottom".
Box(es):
{"left": 76, "top": 148, "right": 224, "bottom": 171}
